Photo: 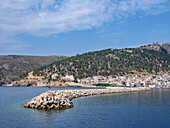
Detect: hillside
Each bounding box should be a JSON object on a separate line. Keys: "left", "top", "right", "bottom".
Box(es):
{"left": 0, "top": 55, "right": 66, "bottom": 85}
{"left": 32, "top": 48, "right": 169, "bottom": 81}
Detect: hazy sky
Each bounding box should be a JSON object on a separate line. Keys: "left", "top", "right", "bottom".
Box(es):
{"left": 0, "top": 0, "right": 170, "bottom": 56}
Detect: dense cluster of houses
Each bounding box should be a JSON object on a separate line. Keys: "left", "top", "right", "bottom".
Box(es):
{"left": 7, "top": 72, "right": 169, "bottom": 88}
{"left": 50, "top": 73, "right": 169, "bottom": 88}
{"left": 75, "top": 74, "right": 169, "bottom": 88}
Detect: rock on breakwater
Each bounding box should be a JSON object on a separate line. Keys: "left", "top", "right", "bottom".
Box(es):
{"left": 23, "top": 87, "right": 150, "bottom": 110}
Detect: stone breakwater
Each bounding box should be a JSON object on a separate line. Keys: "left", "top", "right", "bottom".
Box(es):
{"left": 24, "top": 87, "right": 150, "bottom": 110}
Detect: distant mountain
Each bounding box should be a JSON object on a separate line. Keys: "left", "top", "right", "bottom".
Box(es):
{"left": 32, "top": 47, "right": 169, "bottom": 81}
{"left": 139, "top": 42, "right": 170, "bottom": 54}
{"left": 0, "top": 55, "right": 66, "bottom": 85}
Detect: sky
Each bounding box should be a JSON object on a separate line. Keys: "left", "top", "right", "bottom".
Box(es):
{"left": 0, "top": 0, "right": 170, "bottom": 56}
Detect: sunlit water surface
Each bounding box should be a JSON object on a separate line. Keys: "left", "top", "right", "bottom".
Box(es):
{"left": 0, "top": 87, "right": 169, "bottom": 128}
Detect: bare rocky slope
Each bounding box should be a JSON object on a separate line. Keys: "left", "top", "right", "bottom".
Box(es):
{"left": 140, "top": 42, "right": 170, "bottom": 54}
{"left": 0, "top": 55, "right": 66, "bottom": 85}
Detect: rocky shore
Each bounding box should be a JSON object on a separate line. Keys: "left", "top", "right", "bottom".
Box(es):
{"left": 24, "top": 87, "right": 150, "bottom": 110}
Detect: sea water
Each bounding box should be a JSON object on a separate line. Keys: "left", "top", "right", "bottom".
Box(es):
{"left": 0, "top": 87, "right": 169, "bottom": 128}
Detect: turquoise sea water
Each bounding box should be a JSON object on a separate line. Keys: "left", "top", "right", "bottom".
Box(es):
{"left": 0, "top": 87, "right": 169, "bottom": 128}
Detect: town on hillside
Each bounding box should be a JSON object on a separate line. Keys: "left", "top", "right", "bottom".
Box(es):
{"left": 6, "top": 71, "right": 169, "bottom": 88}
{"left": 2, "top": 42, "right": 170, "bottom": 88}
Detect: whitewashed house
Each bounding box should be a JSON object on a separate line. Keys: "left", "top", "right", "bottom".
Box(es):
{"left": 65, "top": 74, "right": 74, "bottom": 80}
{"left": 52, "top": 73, "right": 58, "bottom": 79}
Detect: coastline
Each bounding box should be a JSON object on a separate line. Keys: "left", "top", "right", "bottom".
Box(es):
{"left": 24, "top": 87, "right": 151, "bottom": 110}
{"left": 3, "top": 82, "right": 96, "bottom": 87}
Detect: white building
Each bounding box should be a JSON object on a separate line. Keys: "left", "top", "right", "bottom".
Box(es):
{"left": 65, "top": 74, "right": 74, "bottom": 80}
{"left": 52, "top": 73, "right": 58, "bottom": 79}
{"left": 126, "top": 82, "right": 131, "bottom": 87}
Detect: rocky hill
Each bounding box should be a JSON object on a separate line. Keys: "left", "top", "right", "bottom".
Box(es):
{"left": 161, "top": 42, "right": 170, "bottom": 54}
{"left": 139, "top": 42, "right": 170, "bottom": 54}
{"left": 0, "top": 55, "right": 66, "bottom": 85}
{"left": 31, "top": 47, "right": 169, "bottom": 81}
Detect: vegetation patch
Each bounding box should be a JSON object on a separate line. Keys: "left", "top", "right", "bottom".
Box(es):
{"left": 96, "top": 83, "right": 112, "bottom": 86}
